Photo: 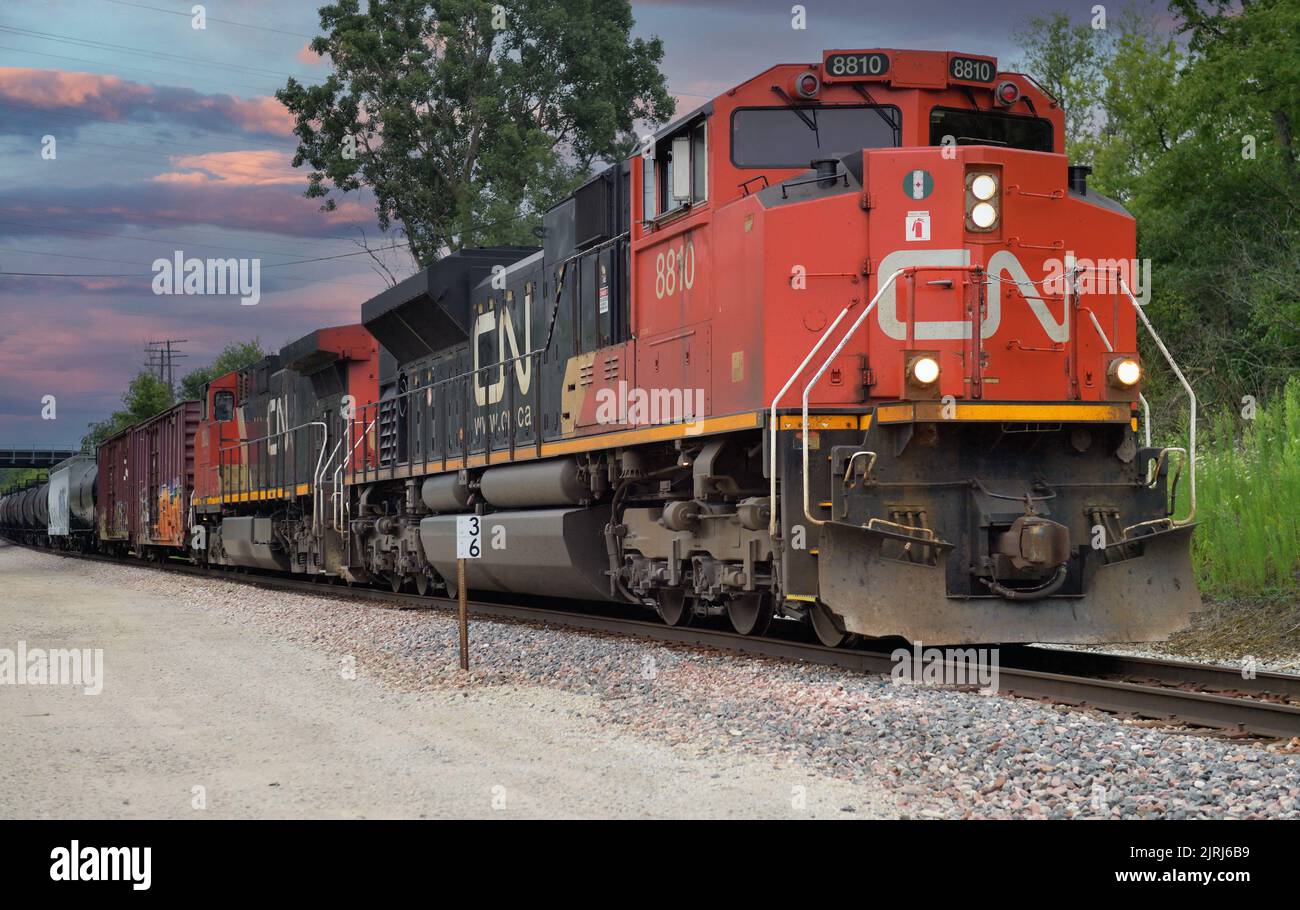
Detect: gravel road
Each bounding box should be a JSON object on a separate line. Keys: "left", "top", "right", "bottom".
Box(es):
{"left": 0, "top": 541, "right": 892, "bottom": 818}
{"left": 2, "top": 541, "right": 1296, "bottom": 819}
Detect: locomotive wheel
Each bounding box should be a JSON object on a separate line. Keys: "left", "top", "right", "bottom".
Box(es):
{"left": 415, "top": 573, "right": 430, "bottom": 596}
{"left": 809, "top": 602, "right": 857, "bottom": 648}
{"left": 726, "top": 594, "right": 774, "bottom": 636}
{"left": 655, "top": 589, "right": 693, "bottom": 627}
{"left": 389, "top": 573, "right": 404, "bottom": 593}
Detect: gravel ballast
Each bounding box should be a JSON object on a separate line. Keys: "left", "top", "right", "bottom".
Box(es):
{"left": 3, "top": 542, "right": 1297, "bottom": 819}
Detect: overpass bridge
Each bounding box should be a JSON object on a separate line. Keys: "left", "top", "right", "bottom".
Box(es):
{"left": 0, "top": 445, "right": 83, "bottom": 469}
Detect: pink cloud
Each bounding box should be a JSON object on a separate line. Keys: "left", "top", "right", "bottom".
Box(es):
{"left": 153, "top": 150, "right": 300, "bottom": 186}
{"left": 0, "top": 67, "right": 295, "bottom": 138}
{"left": 0, "top": 68, "right": 151, "bottom": 120}
{"left": 221, "top": 95, "right": 296, "bottom": 135}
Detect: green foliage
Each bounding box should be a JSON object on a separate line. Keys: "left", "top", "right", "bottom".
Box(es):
{"left": 1013, "top": 11, "right": 1108, "bottom": 157}
{"left": 0, "top": 467, "right": 47, "bottom": 495}
{"left": 278, "top": 0, "right": 675, "bottom": 266}
{"left": 1015, "top": 1, "right": 1300, "bottom": 422}
{"left": 178, "top": 339, "right": 267, "bottom": 401}
{"left": 82, "top": 372, "right": 174, "bottom": 448}
{"left": 1190, "top": 377, "right": 1300, "bottom": 597}
{"left": 81, "top": 341, "right": 267, "bottom": 450}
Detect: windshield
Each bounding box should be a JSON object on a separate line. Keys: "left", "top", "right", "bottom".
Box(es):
{"left": 731, "top": 105, "right": 898, "bottom": 168}
{"left": 929, "top": 107, "right": 1053, "bottom": 152}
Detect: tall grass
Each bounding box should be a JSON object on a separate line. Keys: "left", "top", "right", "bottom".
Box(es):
{"left": 1186, "top": 377, "right": 1300, "bottom": 597}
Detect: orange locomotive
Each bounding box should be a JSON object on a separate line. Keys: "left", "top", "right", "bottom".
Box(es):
{"left": 623, "top": 47, "right": 1201, "bottom": 645}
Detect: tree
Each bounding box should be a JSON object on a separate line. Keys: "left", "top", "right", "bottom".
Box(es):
{"left": 277, "top": 0, "right": 675, "bottom": 267}
{"left": 82, "top": 372, "right": 174, "bottom": 448}
{"left": 1169, "top": 0, "right": 1300, "bottom": 188}
{"left": 1012, "top": 4, "right": 1300, "bottom": 419}
{"left": 1012, "top": 11, "right": 1109, "bottom": 159}
{"left": 179, "top": 340, "right": 267, "bottom": 401}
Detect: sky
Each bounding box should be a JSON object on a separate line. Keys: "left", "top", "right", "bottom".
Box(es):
{"left": 0, "top": 0, "right": 1111, "bottom": 446}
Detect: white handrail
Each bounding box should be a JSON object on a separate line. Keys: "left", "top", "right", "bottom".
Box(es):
{"left": 767, "top": 306, "right": 854, "bottom": 536}
{"left": 313, "top": 436, "right": 342, "bottom": 535}
{"left": 334, "top": 417, "right": 378, "bottom": 536}
{"left": 1119, "top": 277, "right": 1196, "bottom": 524}
{"left": 800, "top": 268, "right": 907, "bottom": 526}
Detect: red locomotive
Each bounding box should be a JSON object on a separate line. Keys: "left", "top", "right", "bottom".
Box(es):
{"left": 1, "top": 48, "right": 1199, "bottom": 647}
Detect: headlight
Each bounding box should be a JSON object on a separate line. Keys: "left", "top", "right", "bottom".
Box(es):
{"left": 910, "top": 355, "right": 940, "bottom": 385}
{"left": 970, "top": 202, "right": 998, "bottom": 228}
{"left": 970, "top": 174, "right": 998, "bottom": 201}
{"left": 1111, "top": 357, "right": 1141, "bottom": 386}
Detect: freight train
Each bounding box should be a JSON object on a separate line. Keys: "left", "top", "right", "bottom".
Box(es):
{"left": 0, "top": 48, "right": 1201, "bottom": 646}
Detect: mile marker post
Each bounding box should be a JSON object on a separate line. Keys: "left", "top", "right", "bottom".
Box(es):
{"left": 455, "top": 514, "right": 481, "bottom": 671}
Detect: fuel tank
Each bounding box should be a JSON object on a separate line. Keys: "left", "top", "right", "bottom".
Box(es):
{"left": 419, "top": 506, "right": 612, "bottom": 601}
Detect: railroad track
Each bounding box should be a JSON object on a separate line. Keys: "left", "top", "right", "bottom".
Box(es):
{"left": 21, "top": 543, "right": 1300, "bottom": 740}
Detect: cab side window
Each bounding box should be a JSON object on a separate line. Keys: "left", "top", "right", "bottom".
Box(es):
{"left": 213, "top": 391, "right": 234, "bottom": 421}
{"left": 643, "top": 116, "right": 708, "bottom": 219}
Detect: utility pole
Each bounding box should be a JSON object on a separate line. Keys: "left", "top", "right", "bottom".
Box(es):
{"left": 145, "top": 339, "right": 188, "bottom": 398}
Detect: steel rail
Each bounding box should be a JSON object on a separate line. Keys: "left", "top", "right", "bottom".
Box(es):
{"left": 18, "top": 543, "right": 1300, "bottom": 740}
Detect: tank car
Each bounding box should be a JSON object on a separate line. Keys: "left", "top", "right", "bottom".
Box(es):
{"left": 47, "top": 454, "right": 98, "bottom": 551}
{"left": 0, "top": 482, "right": 50, "bottom": 546}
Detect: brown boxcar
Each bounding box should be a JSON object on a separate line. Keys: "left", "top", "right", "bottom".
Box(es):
{"left": 96, "top": 427, "right": 131, "bottom": 545}
{"left": 96, "top": 400, "right": 202, "bottom": 554}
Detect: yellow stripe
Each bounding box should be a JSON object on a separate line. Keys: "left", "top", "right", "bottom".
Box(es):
{"left": 199, "top": 482, "right": 312, "bottom": 506}
{"left": 346, "top": 411, "right": 765, "bottom": 483}
{"left": 875, "top": 402, "right": 1131, "bottom": 423}
{"left": 785, "top": 594, "right": 817, "bottom": 603}
{"left": 778, "top": 414, "right": 862, "bottom": 431}
{"left": 876, "top": 403, "right": 915, "bottom": 423}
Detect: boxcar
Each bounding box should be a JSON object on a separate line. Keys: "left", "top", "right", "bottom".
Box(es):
{"left": 96, "top": 400, "right": 202, "bottom": 556}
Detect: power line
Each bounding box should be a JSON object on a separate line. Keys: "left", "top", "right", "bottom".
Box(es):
{"left": 144, "top": 338, "right": 187, "bottom": 394}
{"left": 0, "top": 200, "right": 381, "bottom": 248}
{"left": 0, "top": 25, "right": 325, "bottom": 85}
{"left": 0, "top": 241, "right": 410, "bottom": 269}
{"left": 0, "top": 204, "right": 546, "bottom": 281}
{"left": 0, "top": 267, "right": 394, "bottom": 291}
{"left": 0, "top": 218, "right": 393, "bottom": 261}
{"left": 1, "top": 104, "right": 297, "bottom": 156}
{"left": 100, "top": 0, "right": 317, "bottom": 40}
{"left": 0, "top": 43, "right": 294, "bottom": 97}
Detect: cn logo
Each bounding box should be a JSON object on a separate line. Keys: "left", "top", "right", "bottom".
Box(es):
{"left": 266, "top": 395, "right": 288, "bottom": 455}
{"left": 875, "top": 248, "right": 1069, "bottom": 343}
{"left": 473, "top": 289, "right": 533, "bottom": 406}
